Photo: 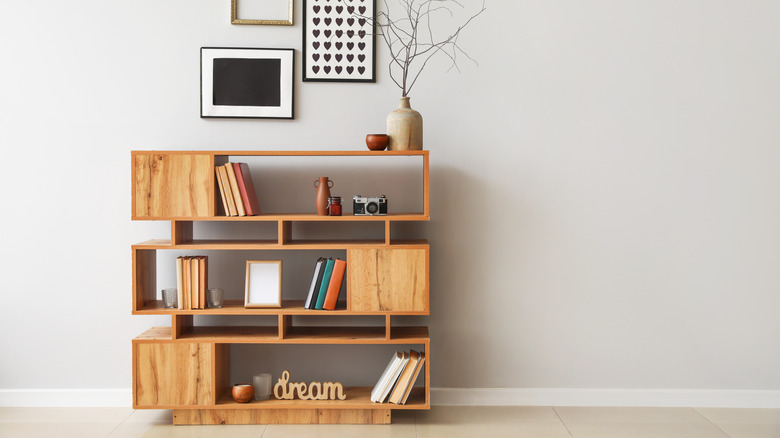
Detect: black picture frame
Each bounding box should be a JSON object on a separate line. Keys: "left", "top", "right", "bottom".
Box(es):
{"left": 201, "top": 47, "right": 295, "bottom": 119}
{"left": 302, "top": 0, "right": 376, "bottom": 82}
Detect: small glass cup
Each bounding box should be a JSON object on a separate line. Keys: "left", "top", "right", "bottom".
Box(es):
{"left": 207, "top": 288, "right": 224, "bottom": 308}
{"left": 253, "top": 373, "right": 272, "bottom": 401}
{"left": 161, "top": 288, "right": 178, "bottom": 309}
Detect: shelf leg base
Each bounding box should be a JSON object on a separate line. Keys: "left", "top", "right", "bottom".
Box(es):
{"left": 173, "top": 408, "right": 392, "bottom": 425}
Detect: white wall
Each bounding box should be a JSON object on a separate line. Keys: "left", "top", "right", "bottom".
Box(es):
{"left": 1, "top": 0, "right": 779, "bottom": 406}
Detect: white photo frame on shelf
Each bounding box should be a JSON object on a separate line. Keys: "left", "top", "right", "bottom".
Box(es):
{"left": 245, "top": 260, "right": 282, "bottom": 308}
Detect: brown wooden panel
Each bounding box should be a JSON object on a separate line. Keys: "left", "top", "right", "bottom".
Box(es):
{"left": 132, "top": 249, "right": 156, "bottom": 312}
{"left": 134, "top": 343, "right": 214, "bottom": 407}
{"left": 133, "top": 153, "right": 213, "bottom": 218}
{"left": 348, "top": 248, "right": 428, "bottom": 312}
{"left": 173, "top": 408, "right": 391, "bottom": 425}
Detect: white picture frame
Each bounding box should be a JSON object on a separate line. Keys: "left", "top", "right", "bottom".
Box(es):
{"left": 245, "top": 260, "right": 282, "bottom": 308}
{"left": 201, "top": 47, "right": 295, "bottom": 119}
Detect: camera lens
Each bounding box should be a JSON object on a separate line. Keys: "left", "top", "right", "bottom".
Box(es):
{"left": 366, "top": 202, "right": 379, "bottom": 214}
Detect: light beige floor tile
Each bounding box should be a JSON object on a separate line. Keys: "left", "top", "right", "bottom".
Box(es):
{"left": 415, "top": 406, "right": 572, "bottom": 438}
{"left": 706, "top": 422, "right": 780, "bottom": 438}
{"left": 563, "top": 421, "right": 730, "bottom": 438}
{"left": 108, "top": 422, "right": 267, "bottom": 438}
{"left": 262, "top": 414, "right": 415, "bottom": 438}
{"left": 122, "top": 409, "right": 173, "bottom": 424}
{"left": 555, "top": 406, "right": 710, "bottom": 423}
{"left": 696, "top": 408, "right": 780, "bottom": 424}
{"left": 0, "top": 421, "right": 120, "bottom": 438}
{"left": 0, "top": 407, "right": 133, "bottom": 423}
{"left": 696, "top": 408, "right": 780, "bottom": 438}
{"left": 418, "top": 406, "right": 566, "bottom": 423}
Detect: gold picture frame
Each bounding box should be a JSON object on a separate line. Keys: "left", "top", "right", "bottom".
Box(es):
{"left": 245, "top": 260, "right": 283, "bottom": 307}
{"left": 231, "top": 0, "right": 294, "bottom": 26}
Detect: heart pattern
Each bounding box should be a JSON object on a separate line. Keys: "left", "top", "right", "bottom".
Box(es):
{"left": 306, "top": 0, "right": 373, "bottom": 79}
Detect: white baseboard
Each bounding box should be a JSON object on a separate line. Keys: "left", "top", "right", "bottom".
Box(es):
{"left": 1, "top": 388, "right": 778, "bottom": 408}
{"left": 432, "top": 388, "right": 780, "bottom": 408}
{"left": 0, "top": 389, "right": 131, "bottom": 407}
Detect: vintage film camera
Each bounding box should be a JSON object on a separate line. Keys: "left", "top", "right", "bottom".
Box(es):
{"left": 353, "top": 195, "right": 388, "bottom": 215}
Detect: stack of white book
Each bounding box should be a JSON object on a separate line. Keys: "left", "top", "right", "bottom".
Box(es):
{"left": 370, "top": 350, "right": 425, "bottom": 404}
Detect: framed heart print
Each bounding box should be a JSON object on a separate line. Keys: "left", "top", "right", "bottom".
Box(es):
{"left": 302, "top": 0, "right": 376, "bottom": 82}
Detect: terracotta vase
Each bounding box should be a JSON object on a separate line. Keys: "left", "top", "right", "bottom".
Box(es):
{"left": 387, "top": 96, "right": 423, "bottom": 151}
{"left": 314, "top": 177, "right": 333, "bottom": 215}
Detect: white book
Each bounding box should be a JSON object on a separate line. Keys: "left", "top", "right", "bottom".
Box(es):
{"left": 371, "top": 351, "right": 405, "bottom": 403}
{"left": 377, "top": 352, "right": 410, "bottom": 403}
{"left": 304, "top": 258, "right": 325, "bottom": 309}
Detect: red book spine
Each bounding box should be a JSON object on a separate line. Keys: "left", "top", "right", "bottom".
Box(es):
{"left": 232, "top": 163, "right": 261, "bottom": 216}
{"left": 322, "top": 259, "right": 346, "bottom": 310}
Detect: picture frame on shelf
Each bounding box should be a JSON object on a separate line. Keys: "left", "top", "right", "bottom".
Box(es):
{"left": 201, "top": 47, "right": 295, "bottom": 119}
{"left": 245, "top": 260, "right": 283, "bottom": 308}
{"left": 302, "top": 0, "right": 376, "bottom": 82}
{"left": 231, "top": 0, "right": 294, "bottom": 25}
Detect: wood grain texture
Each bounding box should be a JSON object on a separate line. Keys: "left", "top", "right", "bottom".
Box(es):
{"left": 134, "top": 343, "right": 214, "bottom": 407}
{"left": 133, "top": 153, "right": 213, "bottom": 218}
{"left": 171, "top": 221, "right": 193, "bottom": 245}
{"left": 348, "top": 248, "right": 429, "bottom": 312}
{"left": 173, "top": 408, "right": 391, "bottom": 424}
{"left": 132, "top": 249, "right": 156, "bottom": 312}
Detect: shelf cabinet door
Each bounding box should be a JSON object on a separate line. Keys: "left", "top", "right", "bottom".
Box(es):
{"left": 134, "top": 342, "right": 215, "bottom": 407}
{"left": 348, "top": 248, "right": 429, "bottom": 312}
{"left": 133, "top": 153, "right": 213, "bottom": 218}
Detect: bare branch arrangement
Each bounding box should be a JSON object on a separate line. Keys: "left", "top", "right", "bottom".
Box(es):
{"left": 371, "top": 0, "right": 486, "bottom": 96}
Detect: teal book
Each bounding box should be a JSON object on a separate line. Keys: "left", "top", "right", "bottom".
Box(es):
{"left": 315, "top": 258, "right": 335, "bottom": 309}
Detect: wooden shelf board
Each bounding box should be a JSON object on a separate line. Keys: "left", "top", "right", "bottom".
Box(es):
{"left": 133, "top": 150, "right": 429, "bottom": 157}
{"left": 133, "top": 213, "right": 430, "bottom": 222}
{"left": 134, "top": 299, "right": 429, "bottom": 316}
{"left": 212, "top": 387, "right": 428, "bottom": 410}
{"left": 133, "top": 326, "right": 429, "bottom": 344}
{"left": 132, "top": 239, "right": 429, "bottom": 250}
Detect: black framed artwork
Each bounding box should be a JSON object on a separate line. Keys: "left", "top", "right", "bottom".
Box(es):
{"left": 201, "top": 47, "right": 295, "bottom": 119}
{"left": 302, "top": 0, "right": 376, "bottom": 82}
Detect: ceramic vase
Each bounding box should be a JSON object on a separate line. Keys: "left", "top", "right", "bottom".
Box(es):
{"left": 314, "top": 177, "right": 333, "bottom": 215}
{"left": 387, "top": 97, "right": 423, "bottom": 151}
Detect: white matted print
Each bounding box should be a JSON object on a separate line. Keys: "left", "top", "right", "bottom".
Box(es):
{"left": 245, "top": 260, "right": 282, "bottom": 307}
{"left": 302, "top": 0, "right": 376, "bottom": 82}
{"left": 201, "top": 47, "right": 294, "bottom": 119}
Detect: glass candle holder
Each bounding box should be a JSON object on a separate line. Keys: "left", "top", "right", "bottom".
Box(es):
{"left": 207, "top": 288, "right": 224, "bottom": 308}
{"left": 253, "top": 373, "right": 272, "bottom": 401}
{"left": 161, "top": 288, "right": 178, "bottom": 309}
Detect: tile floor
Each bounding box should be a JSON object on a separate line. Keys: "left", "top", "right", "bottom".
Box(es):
{"left": 0, "top": 406, "right": 778, "bottom": 438}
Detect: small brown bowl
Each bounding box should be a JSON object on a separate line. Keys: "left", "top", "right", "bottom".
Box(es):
{"left": 232, "top": 384, "right": 254, "bottom": 403}
{"left": 366, "top": 134, "right": 389, "bottom": 151}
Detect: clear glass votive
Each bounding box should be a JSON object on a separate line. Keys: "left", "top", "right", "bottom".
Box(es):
{"left": 207, "top": 288, "right": 224, "bottom": 308}
{"left": 253, "top": 373, "right": 272, "bottom": 401}
{"left": 161, "top": 288, "right": 178, "bottom": 309}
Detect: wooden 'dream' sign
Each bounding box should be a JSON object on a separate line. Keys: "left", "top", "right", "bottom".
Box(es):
{"left": 273, "top": 370, "right": 346, "bottom": 401}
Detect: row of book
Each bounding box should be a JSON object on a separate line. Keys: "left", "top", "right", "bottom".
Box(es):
{"left": 304, "top": 258, "right": 346, "bottom": 311}
{"left": 175, "top": 256, "right": 208, "bottom": 310}
{"left": 371, "top": 350, "right": 425, "bottom": 405}
{"left": 215, "top": 163, "right": 261, "bottom": 216}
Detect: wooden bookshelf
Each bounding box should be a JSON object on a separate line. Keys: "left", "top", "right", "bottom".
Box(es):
{"left": 131, "top": 150, "right": 431, "bottom": 425}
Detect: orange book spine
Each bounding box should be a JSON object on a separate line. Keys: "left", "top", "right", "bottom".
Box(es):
{"left": 322, "top": 259, "right": 346, "bottom": 310}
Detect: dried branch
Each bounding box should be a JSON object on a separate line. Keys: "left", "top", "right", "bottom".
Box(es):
{"left": 346, "top": 0, "right": 486, "bottom": 97}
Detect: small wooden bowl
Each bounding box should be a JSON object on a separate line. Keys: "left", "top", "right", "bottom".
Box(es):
{"left": 232, "top": 384, "right": 254, "bottom": 403}
{"left": 366, "top": 134, "right": 389, "bottom": 151}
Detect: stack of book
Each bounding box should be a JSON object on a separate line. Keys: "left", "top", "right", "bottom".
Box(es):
{"left": 175, "top": 256, "right": 208, "bottom": 310}
{"left": 371, "top": 350, "right": 425, "bottom": 404}
{"left": 215, "top": 162, "right": 261, "bottom": 216}
{"left": 304, "top": 258, "right": 347, "bottom": 310}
